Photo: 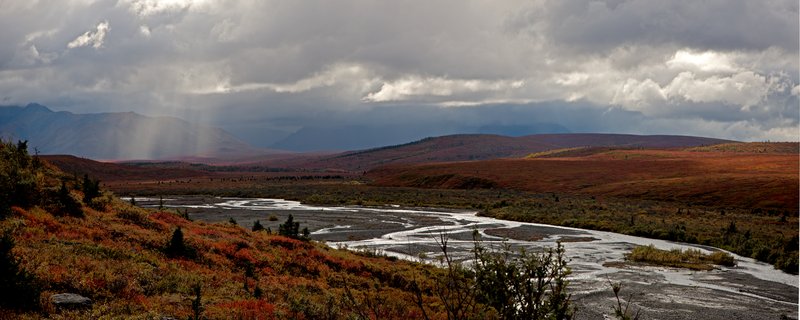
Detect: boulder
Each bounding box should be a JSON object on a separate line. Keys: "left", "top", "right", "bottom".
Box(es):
{"left": 50, "top": 293, "right": 92, "bottom": 310}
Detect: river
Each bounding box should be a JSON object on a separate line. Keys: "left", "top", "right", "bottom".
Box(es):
{"left": 131, "top": 196, "right": 799, "bottom": 319}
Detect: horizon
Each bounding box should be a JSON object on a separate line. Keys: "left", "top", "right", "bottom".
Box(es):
{"left": 3, "top": 102, "right": 800, "bottom": 158}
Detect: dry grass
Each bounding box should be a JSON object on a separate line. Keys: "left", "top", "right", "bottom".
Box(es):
{"left": 626, "top": 245, "right": 736, "bottom": 270}
{"left": 368, "top": 148, "right": 799, "bottom": 211}
{"left": 686, "top": 142, "right": 799, "bottom": 154}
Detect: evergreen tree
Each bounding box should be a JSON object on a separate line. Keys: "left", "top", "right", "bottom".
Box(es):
{"left": 166, "top": 227, "right": 186, "bottom": 257}
{"left": 252, "top": 220, "right": 265, "bottom": 232}
{"left": 57, "top": 181, "right": 82, "bottom": 216}
{"left": 190, "top": 283, "right": 203, "bottom": 320}
{"left": 81, "top": 174, "right": 100, "bottom": 204}
{"left": 0, "top": 140, "right": 38, "bottom": 214}
{"left": 0, "top": 233, "right": 40, "bottom": 310}
{"left": 278, "top": 214, "right": 300, "bottom": 238}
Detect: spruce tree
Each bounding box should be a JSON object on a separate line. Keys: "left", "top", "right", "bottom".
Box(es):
{"left": 0, "top": 233, "right": 40, "bottom": 310}
{"left": 252, "top": 220, "right": 265, "bottom": 232}
{"left": 166, "top": 227, "right": 185, "bottom": 257}
{"left": 278, "top": 214, "right": 300, "bottom": 238}
{"left": 81, "top": 174, "right": 100, "bottom": 204}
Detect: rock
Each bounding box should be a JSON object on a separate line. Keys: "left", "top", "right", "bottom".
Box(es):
{"left": 50, "top": 293, "right": 92, "bottom": 309}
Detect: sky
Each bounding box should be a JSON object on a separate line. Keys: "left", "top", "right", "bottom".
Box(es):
{"left": 1, "top": 0, "right": 798, "bottom": 149}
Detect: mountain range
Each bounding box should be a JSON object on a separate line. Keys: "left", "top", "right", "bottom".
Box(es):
{"left": 0, "top": 104, "right": 263, "bottom": 160}
{"left": 2, "top": 104, "right": 734, "bottom": 165}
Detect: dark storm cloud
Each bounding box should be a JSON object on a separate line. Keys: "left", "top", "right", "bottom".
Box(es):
{"left": 513, "top": 0, "right": 799, "bottom": 53}
{"left": 0, "top": 0, "right": 797, "bottom": 149}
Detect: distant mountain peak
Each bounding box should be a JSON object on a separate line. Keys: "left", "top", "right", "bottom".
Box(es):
{"left": 23, "top": 103, "right": 51, "bottom": 113}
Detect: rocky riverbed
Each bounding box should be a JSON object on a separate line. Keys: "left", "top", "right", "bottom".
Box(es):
{"left": 129, "top": 196, "right": 799, "bottom": 320}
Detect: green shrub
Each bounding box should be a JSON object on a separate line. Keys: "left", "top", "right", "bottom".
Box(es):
{"left": 472, "top": 241, "right": 573, "bottom": 319}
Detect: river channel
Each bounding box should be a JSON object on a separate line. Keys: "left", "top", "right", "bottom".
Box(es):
{"left": 131, "top": 196, "right": 799, "bottom": 320}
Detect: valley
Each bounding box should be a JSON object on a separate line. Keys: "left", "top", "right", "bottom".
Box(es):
{"left": 6, "top": 136, "right": 798, "bottom": 319}
{"left": 131, "top": 195, "right": 799, "bottom": 320}
{"left": 84, "top": 140, "right": 798, "bottom": 276}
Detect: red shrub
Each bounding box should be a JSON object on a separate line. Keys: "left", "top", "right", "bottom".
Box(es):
{"left": 212, "top": 300, "right": 276, "bottom": 320}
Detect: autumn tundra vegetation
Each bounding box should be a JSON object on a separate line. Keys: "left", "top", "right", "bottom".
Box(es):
{"left": 87, "top": 138, "right": 798, "bottom": 275}
{"left": 7, "top": 136, "right": 797, "bottom": 318}
{"left": 0, "top": 139, "right": 591, "bottom": 319}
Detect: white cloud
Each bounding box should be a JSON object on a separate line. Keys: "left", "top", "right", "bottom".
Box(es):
{"left": 122, "top": 0, "right": 209, "bottom": 17}
{"left": 190, "top": 64, "right": 376, "bottom": 95}
{"left": 666, "top": 49, "right": 740, "bottom": 73}
{"left": 139, "top": 25, "right": 151, "bottom": 37}
{"left": 266, "top": 64, "right": 375, "bottom": 94}
{"left": 611, "top": 78, "right": 667, "bottom": 110}
{"left": 610, "top": 71, "right": 781, "bottom": 114}
{"left": 664, "top": 71, "right": 772, "bottom": 108}
{"left": 67, "top": 21, "right": 109, "bottom": 49}
{"left": 363, "top": 77, "right": 525, "bottom": 103}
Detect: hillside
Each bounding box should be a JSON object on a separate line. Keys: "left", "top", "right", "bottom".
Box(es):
{"left": 256, "top": 133, "right": 733, "bottom": 171}
{"left": 0, "top": 103, "right": 266, "bottom": 160}
{"left": 1, "top": 140, "right": 580, "bottom": 319}
{"left": 367, "top": 147, "right": 798, "bottom": 211}
{"left": 269, "top": 122, "right": 570, "bottom": 152}
{"left": 686, "top": 142, "right": 799, "bottom": 154}
{"left": 40, "top": 155, "right": 209, "bottom": 182}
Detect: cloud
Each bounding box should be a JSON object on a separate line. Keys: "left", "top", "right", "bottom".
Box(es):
{"left": 666, "top": 50, "right": 740, "bottom": 73}
{"left": 67, "top": 21, "right": 109, "bottom": 49}
{"left": 0, "top": 0, "right": 796, "bottom": 147}
{"left": 666, "top": 72, "right": 773, "bottom": 108}
{"left": 363, "top": 76, "right": 524, "bottom": 103}
{"left": 122, "top": 0, "right": 207, "bottom": 17}
{"left": 193, "top": 64, "right": 377, "bottom": 95}
{"left": 514, "top": 0, "right": 799, "bottom": 53}
{"left": 613, "top": 71, "right": 782, "bottom": 112}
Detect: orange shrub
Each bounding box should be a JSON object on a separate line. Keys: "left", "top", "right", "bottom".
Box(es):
{"left": 210, "top": 300, "right": 276, "bottom": 320}
{"left": 150, "top": 211, "right": 190, "bottom": 227}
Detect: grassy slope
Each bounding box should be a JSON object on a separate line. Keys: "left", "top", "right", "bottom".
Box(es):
{"left": 40, "top": 155, "right": 208, "bottom": 181}
{"left": 9, "top": 204, "right": 453, "bottom": 319}
{"left": 2, "top": 164, "right": 460, "bottom": 319}
{"left": 248, "top": 133, "right": 732, "bottom": 172}
{"left": 368, "top": 149, "right": 798, "bottom": 211}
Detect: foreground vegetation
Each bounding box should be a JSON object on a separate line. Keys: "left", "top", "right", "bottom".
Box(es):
{"left": 1, "top": 140, "right": 580, "bottom": 319}
{"left": 626, "top": 245, "right": 736, "bottom": 271}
